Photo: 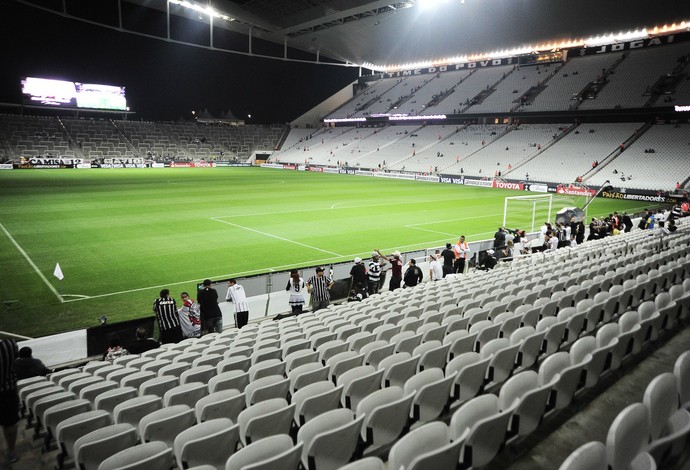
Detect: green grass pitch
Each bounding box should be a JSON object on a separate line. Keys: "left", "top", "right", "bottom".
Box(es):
{"left": 0, "top": 167, "right": 657, "bottom": 338}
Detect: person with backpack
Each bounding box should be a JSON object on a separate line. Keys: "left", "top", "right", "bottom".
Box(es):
{"left": 178, "top": 291, "right": 201, "bottom": 338}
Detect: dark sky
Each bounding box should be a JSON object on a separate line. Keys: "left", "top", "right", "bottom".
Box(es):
{"left": 0, "top": 1, "right": 360, "bottom": 123}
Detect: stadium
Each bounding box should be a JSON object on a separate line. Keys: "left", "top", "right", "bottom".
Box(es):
{"left": 1, "top": 0, "right": 690, "bottom": 469}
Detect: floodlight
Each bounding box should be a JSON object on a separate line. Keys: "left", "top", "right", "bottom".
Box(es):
{"left": 417, "top": 0, "right": 450, "bottom": 10}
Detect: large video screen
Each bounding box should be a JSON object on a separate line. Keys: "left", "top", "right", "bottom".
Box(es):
{"left": 21, "top": 77, "right": 127, "bottom": 111}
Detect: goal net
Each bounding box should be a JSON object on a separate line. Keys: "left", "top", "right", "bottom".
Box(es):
{"left": 503, "top": 194, "right": 553, "bottom": 233}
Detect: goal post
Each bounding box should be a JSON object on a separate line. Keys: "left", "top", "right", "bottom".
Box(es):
{"left": 503, "top": 194, "right": 553, "bottom": 233}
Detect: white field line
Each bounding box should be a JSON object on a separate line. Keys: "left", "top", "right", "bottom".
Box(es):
{"left": 0, "top": 223, "right": 64, "bottom": 303}
{"left": 211, "top": 217, "right": 343, "bottom": 257}
{"left": 212, "top": 195, "right": 493, "bottom": 220}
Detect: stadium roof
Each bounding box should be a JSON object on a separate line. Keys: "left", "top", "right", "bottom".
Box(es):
{"left": 198, "top": 0, "right": 689, "bottom": 68}
{"left": 16, "top": 0, "right": 690, "bottom": 70}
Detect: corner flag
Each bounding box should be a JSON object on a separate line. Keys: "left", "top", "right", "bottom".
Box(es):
{"left": 53, "top": 263, "right": 64, "bottom": 281}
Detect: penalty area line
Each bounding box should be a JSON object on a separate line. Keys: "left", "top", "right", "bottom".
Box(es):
{"left": 211, "top": 217, "right": 343, "bottom": 257}
{"left": 0, "top": 222, "right": 64, "bottom": 303}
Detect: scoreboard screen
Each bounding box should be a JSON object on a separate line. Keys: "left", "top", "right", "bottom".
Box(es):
{"left": 21, "top": 77, "right": 127, "bottom": 111}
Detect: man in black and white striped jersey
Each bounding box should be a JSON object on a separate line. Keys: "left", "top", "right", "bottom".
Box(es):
{"left": 307, "top": 267, "right": 334, "bottom": 312}
{"left": 153, "top": 288, "right": 183, "bottom": 344}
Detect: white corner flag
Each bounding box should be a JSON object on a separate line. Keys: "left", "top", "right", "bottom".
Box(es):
{"left": 53, "top": 263, "right": 64, "bottom": 281}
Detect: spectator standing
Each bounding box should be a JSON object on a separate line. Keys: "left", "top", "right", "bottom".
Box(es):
{"left": 453, "top": 236, "right": 470, "bottom": 274}
{"left": 226, "top": 279, "right": 250, "bottom": 329}
{"left": 0, "top": 339, "right": 19, "bottom": 467}
{"left": 403, "top": 259, "right": 423, "bottom": 287}
{"left": 126, "top": 327, "right": 160, "bottom": 355}
{"left": 367, "top": 252, "right": 386, "bottom": 295}
{"left": 429, "top": 253, "right": 444, "bottom": 281}
{"left": 153, "top": 288, "right": 183, "bottom": 344}
{"left": 178, "top": 292, "right": 201, "bottom": 338}
{"left": 14, "top": 347, "right": 50, "bottom": 380}
{"left": 286, "top": 270, "right": 306, "bottom": 315}
{"left": 440, "top": 243, "right": 455, "bottom": 277}
{"left": 379, "top": 250, "right": 404, "bottom": 291}
{"left": 349, "top": 257, "right": 368, "bottom": 298}
{"left": 307, "top": 267, "right": 334, "bottom": 312}
{"left": 197, "top": 279, "right": 223, "bottom": 335}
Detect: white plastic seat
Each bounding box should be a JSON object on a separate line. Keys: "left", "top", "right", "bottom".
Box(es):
{"left": 558, "top": 441, "right": 607, "bottom": 470}
{"left": 180, "top": 365, "right": 217, "bottom": 385}
{"left": 195, "top": 389, "right": 245, "bottom": 423}
{"left": 360, "top": 341, "right": 396, "bottom": 369}
{"left": 536, "top": 316, "right": 568, "bottom": 356}
{"left": 338, "top": 365, "right": 384, "bottom": 410}
{"left": 79, "top": 380, "right": 119, "bottom": 405}
{"left": 292, "top": 381, "right": 343, "bottom": 426}
{"left": 112, "top": 354, "right": 143, "bottom": 368}
{"left": 296, "top": 408, "right": 365, "bottom": 470}
{"left": 158, "top": 362, "right": 191, "bottom": 379}
{"left": 570, "top": 336, "right": 611, "bottom": 389}
{"left": 450, "top": 393, "right": 512, "bottom": 469}
{"left": 414, "top": 341, "right": 450, "bottom": 372}
{"left": 355, "top": 386, "right": 415, "bottom": 449}
{"left": 316, "top": 340, "right": 349, "bottom": 365}
{"left": 74, "top": 423, "right": 138, "bottom": 470}
{"left": 139, "top": 359, "right": 173, "bottom": 375}
{"left": 511, "top": 326, "right": 545, "bottom": 371}
{"left": 193, "top": 354, "right": 224, "bottom": 369}
{"left": 244, "top": 375, "right": 290, "bottom": 406}
{"left": 113, "top": 395, "right": 163, "bottom": 433}
{"left": 173, "top": 418, "right": 240, "bottom": 470}
{"left": 224, "top": 434, "right": 302, "bottom": 470}
{"left": 94, "top": 386, "right": 138, "bottom": 414}
{"left": 288, "top": 363, "right": 329, "bottom": 393}
{"left": 444, "top": 331, "right": 478, "bottom": 361}
{"left": 284, "top": 349, "right": 319, "bottom": 372}
{"left": 539, "top": 351, "right": 589, "bottom": 411}
{"left": 446, "top": 352, "right": 490, "bottom": 403}
{"left": 403, "top": 368, "right": 455, "bottom": 423}
{"left": 248, "top": 359, "right": 286, "bottom": 382}
{"left": 58, "top": 372, "right": 92, "bottom": 389}
{"left": 557, "top": 307, "right": 586, "bottom": 346}
{"left": 139, "top": 404, "right": 196, "bottom": 448}
{"left": 606, "top": 403, "right": 653, "bottom": 470}
{"left": 326, "top": 351, "right": 365, "bottom": 383}
{"left": 209, "top": 370, "right": 250, "bottom": 394}
{"left": 32, "top": 391, "right": 77, "bottom": 435}
{"left": 98, "top": 440, "right": 172, "bottom": 470}
{"left": 237, "top": 398, "right": 295, "bottom": 446}
{"left": 163, "top": 382, "right": 209, "bottom": 408}
{"left": 480, "top": 337, "right": 519, "bottom": 387}
{"left": 251, "top": 347, "right": 282, "bottom": 365}
{"left": 107, "top": 368, "right": 140, "bottom": 385}
{"left": 217, "top": 356, "right": 252, "bottom": 374}
{"left": 675, "top": 350, "right": 690, "bottom": 408}
{"left": 643, "top": 373, "right": 679, "bottom": 441}
{"left": 379, "top": 353, "right": 419, "bottom": 389}
{"left": 139, "top": 375, "right": 179, "bottom": 398}
{"left": 121, "top": 371, "right": 157, "bottom": 390}
{"left": 388, "top": 421, "right": 465, "bottom": 470}
{"left": 55, "top": 410, "right": 112, "bottom": 466}
{"left": 347, "top": 332, "right": 376, "bottom": 352}
{"left": 43, "top": 398, "right": 92, "bottom": 446}
{"left": 498, "top": 371, "right": 551, "bottom": 439}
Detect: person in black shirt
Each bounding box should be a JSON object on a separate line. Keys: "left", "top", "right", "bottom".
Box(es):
{"left": 14, "top": 347, "right": 50, "bottom": 380}
{"left": 197, "top": 279, "right": 223, "bottom": 335}
{"left": 403, "top": 259, "right": 423, "bottom": 287}
{"left": 153, "top": 288, "right": 183, "bottom": 344}
{"left": 440, "top": 243, "right": 455, "bottom": 278}
{"left": 0, "top": 339, "right": 19, "bottom": 465}
{"left": 349, "top": 257, "right": 368, "bottom": 299}
{"left": 126, "top": 327, "right": 160, "bottom": 355}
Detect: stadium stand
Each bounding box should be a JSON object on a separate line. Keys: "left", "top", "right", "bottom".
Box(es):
{"left": 586, "top": 122, "right": 690, "bottom": 191}
{"left": 11, "top": 216, "right": 690, "bottom": 469}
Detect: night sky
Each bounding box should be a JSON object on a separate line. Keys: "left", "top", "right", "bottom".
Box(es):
{"left": 0, "top": 1, "right": 360, "bottom": 124}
